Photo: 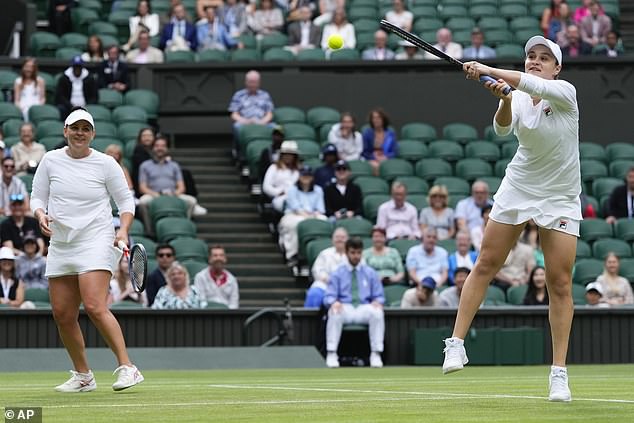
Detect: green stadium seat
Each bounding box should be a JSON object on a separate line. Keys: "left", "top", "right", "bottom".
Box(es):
{"left": 591, "top": 177, "right": 622, "bottom": 200}
{"left": 25, "top": 288, "right": 50, "bottom": 303}
{"left": 579, "top": 218, "right": 613, "bottom": 242}
{"left": 348, "top": 6, "right": 378, "bottom": 21}
{"left": 572, "top": 284, "right": 587, "bottom": 305}
{"left": 407, "top": 194, "right": 428, "bottom": 211}
{"left": 296, "top": 48, "right": 326, "bottom": 60}
{"left": 246, "top": 140, "right": 270, "bottom": 180}
{"left": 60, "top": 32, "right": 88, "bottom": 49}
{"left": 395, "top": 176, "right": 429, "bottom": 195}
{"left": 39, "top": 136, "right": 65, "bottom": 151}
{"left": 55, "top": 47, "right": 82, "bottom": 60}
{"left": 438, "top": 238, "right": 457, "bottom": 254}
{"left": 94, "top": 121, "right": 118, "bottom": 138}
{"left": 296, "top": 140, "right": 320, "bottom": 160}
{"left": 452, "top": 30, "right": 472, "bottom": 47}
{"left": 509, "top": 16, "right": 540, "bottom": 31}
{"left": 86, "top": 104, "right": 112, "bottom": 122}
{"left": 398, "top": 140, "right": 428, "bottom": 162}
{"left": 353, "top": 19, "right": 380, "bottom": 33}
{"left": 273, "top": 107, "right": 306, "bottom": 125}
{"left": 485, "top": 30, "right": 515, "bottom": 47}
{"left": 260, "top": 33, "right": 289, "bottom": 51}
{"left": 330, "top": 48, "right": 361, "bottom": 61}
{"left": 442, "top": 123, "right": 478, "bottom": 143}
{"left": 446, "top": 17, "right": 476, "bottom": 33}
{"left": 501, "top": 141, "right": 519, "bottom": 159}
{"left": 135, "top": 238, "right": 158, "bottom": 256}
{"left": 72, "top": 8, "right": 100, "bottom": 34}
{"left": 319, "top": 123, "right": 334, "bottom": 144}
{"left": 514, "top": 29, "right": 536, "bottom": 45}
{"left": 149, "top": 196, "right": 188, "bottom": 223}
{"left": 363, "top": 194, "right": 390, "bottom": 221}
{"left": 2, "top": 119, "right": 23, "bottom": 138}
{"left": 239, "top": 124, "right": 273, "bottom": 150}
{"left": 618, "top": 258, "right": 634, "bottom": 282}
{"left": 601, "top": 3, "right": 620, "bottom": 20}
{"left": 506, "top": 284, "right": 528, "bottom": 305}
{"left": 283, "top": 122, "right": 316, "bottom": 141}
{"left": 592, "top": 238, "right": 632, "bottom": 259}
{"left": 91, "top": 137, "right": 123, "bottom": 152}
{"left": 606, "top": 143, "right": 634, "bottom": 162}
{"left": 438, "top": 5, "right": 468, "bottom": 19}
{"left": 384, "top": 284, "right": 408, "bottom": 307}
{"left": 400, "top": 122, "right": 437, "bottom": 142}
{"left": 477, "top": 17, "right": 509, "bottom": 32}
{"left": 117, "top": 122, "right": 147, "bottom": 142}
{"left": 88, "top": 21, "right": 118, "bottom": 37}
{"left": 495, "top": 43, "right": 526, "bottom": 58}
{"left": 108, "top": 10, "right": 133, "bottom": 44}
{"left": 579, "top": 142, "right": 607, "bottom": 163}
{"left": 433, "top": 176, "right": 471, "bottom": 197}
{"left": 465, "top": 141, "right": 501, "bottom": 162}
{"left": 197, "top": 49, "right": 229, "bottom": 62}
{"left": 388, "top": 238, "right": 418, "bottom": 260}
{"left": 98, "top": 88, "right": 123, "bottom": 109}
{"left": 165, "top": 50, "right": 196, "bottom": 63}
{"left": 3, "top": 136, "right": 20, "bottom": 148}
{"left": 469, "top": 4, "right": 498, "bottom": 19}
{"left": 182, "top": 259, "right": 208, "bottom": 282}
{"left": 573, "top": 258, "right": 604, "bottom": 285}
{"left": 478, "top": 176, "right": 502, "bottom": 194}
{"left": 355, "top": 176, "right": 390, "bottom": 196}
{"left": 129, "top": 219, "right": 145, "bottom": 238}
{"left": 30, "top": 32, "right": 62, "bottom": 57}
{"left": 485, "top": 285, "right": 507, "bottom": 305}
{"left": 576, "top": 239, "right": 592, "bottom": 259}
{"left": 584, "top": 194, "right": 601, "bottom": 218}
{"left": 0, "top": 103, "right": 23, "bottom": 124}
{"left": 379, "top": 158, "right": 414, "bottom": 181}
{"left": 124, "top": 89, "right": 160, "bottom": 120}
{"left": 580, "top": 159, "right": 608, "bottom": 183}
{"left": 27, "top": 105, "right": 60, "bottom": 126}
{"left": 530, "top": 2, "right": 549, "bottom": 18}
{"left": 413, "top": 17, "right": 444, "bottom": 33}
{"left": 112, "top": 105, "right": 148, "bottom": 125}
{"left": 608, "top": 160, "right": 632, "bottom": 180}
{"left": 19, "top": 174, "right": 33, "bottom": 193}
{"left": 306, "top": 107, "right": 340, "bottom": 130}
{"left": 614, "top": 218, "right": 634, "bottom": 242}
{"left": 0, "top": 70, "right": 18, "bottom": 97}
{"left": 231, "top": 48, "right": 260, "bottom": 61}
{"left": 169, "top": 237, "right": 208, "bottom": 262}
{"left": 298, "top": 219, "right": 333, "bottom": 258}
{"left": 428, "top": 140, "right": 464, "bottom": 162}
{"left": 415, "top": 158, "right": 453, "bottom": 180}
{"left": 156, "top": 217, "right": 197, "bottom": 243}
{"left": 263, "top": 47, "right": 295, "bottom": 61}
{"left": 500, "top": 4, "right": 528, "bottom": 18}
{"left": 335, "top": 218, "right": 374, "bottom": 238}
{"left": 36, "top": 120, "right": 64, "bottom": 139}
{"left": 348, "top": 160, "right": 373, "bottom": 179}
{"left": 237, "top": 33, "right": 256, "bottom": 49}
{"left": 306, "top": 237, "right": 333, "bottom": 268}
{"left": 484, "top": 125, "right": 518, "bottom": 144}
{"left": 470, "top": 0, "right": 497, "bottom": 5}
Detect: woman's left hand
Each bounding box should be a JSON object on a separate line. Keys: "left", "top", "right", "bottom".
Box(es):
{"left": 115, "top": 230, "right": 129, "bottom": 249}
{"left": 463, "top": 61, "right": 493, "bottom": 81}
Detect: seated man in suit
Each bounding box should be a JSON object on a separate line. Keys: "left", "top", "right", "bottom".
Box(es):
{"left": 362, "top": 30, "right": 395, "bottom": 61}
{"left": 287, "top": 6, "right": 322, "bottom": 55}
{"left": 97, "top": 45, "right": 129, "bottom": 93}
{"left": 462, "top": 27, "right": 496, "bottom": 60}
{"left": 159, "top": 3, "right": 198, "bottom": 52}
{"left": 324, "top": 237, "right": 385, "bottom": 368}
{"left": 606, "top": 166, "right": 634, "bottom": 224}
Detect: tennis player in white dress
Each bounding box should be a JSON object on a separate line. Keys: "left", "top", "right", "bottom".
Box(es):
{"left": 442, "top": 36, "right": 580, "bottom": 402}
{"left": 31, "top": 108, "right": 144, "bottom": 392}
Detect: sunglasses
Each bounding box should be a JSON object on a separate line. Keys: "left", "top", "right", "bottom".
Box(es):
{"left": 335, "top": 167, "right": 349, "bottom": 171}
{"left": 3, "top": 165, "right": 14, "bottom": 169}
{"left": 9, "top": 194, "right": 24, "bottom": 202}
{"left": 157, "top": 253, "right": 173, "bottom": 258}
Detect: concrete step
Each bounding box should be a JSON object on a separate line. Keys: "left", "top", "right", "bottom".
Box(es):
{"left": 230, "top": 263, "right": 294, "bottom": 276}
{"left": 199, "top": 222, "right": 268, "bottom": 234}
{"left": 229, "top": 252, "right": 285, "bottom": 265}
{"left": 240, "top": 298, "right": 304, "bottom": 307}
{"left": 239, "top": 288, "right": 305, "bottom": 301}
{"left": 221, "top": 242, "right": 280, "bottom": 253}
{"left": 196, "top": 213, "right": 262, "bottom": 224}
{"left": 198, "top": 232, "right": 275, "bottom": 243}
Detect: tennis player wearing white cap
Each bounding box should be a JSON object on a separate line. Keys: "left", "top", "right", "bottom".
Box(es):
{"left": 31, "top": 107, "right": 144, "bottom": 392}
{"left": 442, "top": 36, "right": 579, "bottom": 402}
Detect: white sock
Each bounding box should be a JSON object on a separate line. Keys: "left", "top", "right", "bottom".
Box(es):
{"left": 551, "top": 365, "right": 567, "bottom": 373}
{"left": 448, "top": 337, "right": 464, "bottom": 345}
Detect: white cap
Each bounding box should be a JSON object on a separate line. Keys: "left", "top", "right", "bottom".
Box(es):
{"left": 585, "top": 282, "right": 603, "bottom": 296}
{"left": 279, "top": 140, "right": 299, "bottom": 155}
{"left": 0, "top": 246, "right": 15, "bottom": 260}
{"left": 64, "top": 109, "right": 95, "bottom": 129}
{"left": 524, "top": 35, "right": 563, "bottom": 65}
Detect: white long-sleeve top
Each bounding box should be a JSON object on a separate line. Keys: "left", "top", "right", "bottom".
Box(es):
{"left": 262, "top": 164, "right": 299, "bottom": 198}
{"left": 311, "top": 246, "right": 347, "bottom": 284}
{"left": 31, "top": 148, "right": 135, "bottom": 242}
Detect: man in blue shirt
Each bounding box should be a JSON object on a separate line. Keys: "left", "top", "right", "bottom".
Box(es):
{"left": 406, "top": 227, "right": 449, "bottom": 288}
{"left": 324, "top": 237, "right": 385, "bottom": 368}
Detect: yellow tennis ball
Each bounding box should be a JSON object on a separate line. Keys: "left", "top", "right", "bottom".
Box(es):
{"left": 328, "top": 34, "right": 344, "bottom": 50}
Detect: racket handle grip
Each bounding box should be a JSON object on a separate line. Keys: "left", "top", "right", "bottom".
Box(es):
{"left": 479, "top": 75, "right": 512, "bottom": 95}
{"left": 118, "top": 240, "right": 128, "bottom": 251}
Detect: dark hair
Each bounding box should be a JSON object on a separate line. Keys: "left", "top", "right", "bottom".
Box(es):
{"left": 137, "top": 0, "right": 152, "bottom": 14}
{"left": 367, "top": 108, "right": 390, "bottom": 130}
{"left": 208, "top": 244, "right": 225, "bottom": 254}
{"left": 371, "top": 227, "right": 386, "bottom": 237}
{"left": 454, "top": 267, "right": 470, "bottom": 278}
{"left": 86, "top": 35, "right": 104, "bottom": 58}
{"left": 136, "top": 127, "right": 155, "bottom": 144}
{"left": 345, "top": 237, "right": 364, "bottom": 251}
{"left": 340, "top": 112, "right": 357, "bottom": 132}
{"left": 2, "top": 157, "right": 14, "bottom": 165}
{"left": 153, "top": 134, "right": 169, "bottom": 147}
{"left": 296, "top": 174, "right": 316, "bottom": 192}
{"left": 155, "top": 244, "right": 175, "bottom": 256}
{"left": 481, "top": 204, "right": 492, "bottom": 217}
{"left": 524, "top": 266, "right": 549, "bottom": 305}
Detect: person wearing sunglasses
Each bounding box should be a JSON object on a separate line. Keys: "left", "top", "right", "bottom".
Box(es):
{"left": 146, "top": 244, "right": 176, "bottom": 307}
{"left": 0, "top": 193, "right": 43, "bottom": 256}
{"left": 0, "top": 157, "right": 30, "bottom": 217}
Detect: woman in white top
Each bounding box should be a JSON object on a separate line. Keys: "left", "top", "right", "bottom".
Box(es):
{"left": 123, "top": 0, "right": 160, "bottom": 51}
{"left": 262, "top": 140, "right": 300, "bottom": 212}
{"left": 594, "top": 252, "right": 634, "bottom": 305}
{"left": 31, "top": 108, "right": 144, "bottom": 393}
{"left": 384, "top": 0, "right": 413, "bottom": 32}
{"left": 320, "top": 8, "right": 356, "bottom": 50}
{"left": 328, "top": 112, "right": 363, "bottom": 161}
{"left": 13, "top": 58, "right": 45, "bottom": 122}
{"left": 442, "top": 36, "right": 580, "bottom": 403}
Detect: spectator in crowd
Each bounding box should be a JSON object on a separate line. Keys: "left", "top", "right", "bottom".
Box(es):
{"left": 492, "top": 239, "right": 536, "bottom": 292}
{"left": 0, "top": 247, "right": 27, "bottom": 308}
{"left": 0, "top": 158, "right": 30, "bottom": 216}
{"left": 400, "top": 276, "right": 437, "bottom": 308}
{"left": 324, "top": 237, "right": 385, "bottom": 368}
{"left": 228, "top": 70, "right": 275, "bottom": 156}
{"left": 287, "top": 6, "right": 322, "bottom": 54}
{"left": 521, "top": 220, "right": 544, "bottom": 267}
{"left": 55, "top": 56, "right": 98, "bottom": 120}
{"left": 406, "top": 227, "right": 449, "bottom": 288}
{"left": 48, "top": 0, "right": 73, "bottom": 36}
{"left": 395, "top": 40, "right": 424, "bottom": 60}
{"left": 523, "top": 266, "right": 549, "bottom": 306}
{"left": 541, "top": 0, "right": 565, "bottom": 36}
{"left": 455, "top": 180, "right": 493, "bottom": 232}
{"left": 194, "top": 245, "right": 239, "bottom": 309}
{"left": 12, "top": 123, "right": 46, "bottom": 176}
{"left": 573, "top": 0, "right": 604, "bottom": 23}
{"left": 419, "top": 185, "right": 455, "bottom": 241}
{"left": 151, "top": 262, "right": 207, "bottom": 309}
{"left": 362, "top": 108, "right": 397, "bottom": 175}
{"left": 105, "top": 144, "right": 134, "bottom": 191}
{"left": 594, "top": 30, "right": 624, "bottom": 57}
{"left": 146, "top": 244, "right": 176, "bottom": 307}
{"left": 197, "top": 0, "right": 224, "bottom": 21}
{"left": 580, "top": 192, "right": 597, "bottom": 218}
{"left": 123, "top": 0, "right": 160, "bottom": 52}
{"left": 126, "top": 30, "right": 165, "bottom": 64}
{"left": 278, "top": 166, "right": 326, "bottom": 266}
{"left": 262, "top": 140, "right": 300, "bottom": 212}
{"left": 97, "top": 45, "right": 130, "bottom": 93}
{"left": 320, "top": 8, "right": 356, "bottom": 50}
{"left": 220, "top": 0, "right": 248, "bottom": 38}
{"left": 424, "top": 28, "right": 462, "bottom": 60}
{"left": 470, "top": 204, "right": 491, "bottom": 252}
{"left": 557, "top": 25, "right": 593, "bottom": 57}
{"left": 363, "top": 227, "right": 405, "bottom": 285}
{"left": 447, "top": 230, "right": 478, "bottom": 286}
{"left": 377, "top": 181, "right": 421, "bottom": 240}
{"left": 579, "top": 0, "right": 612, "bottom": 48}
{"left": 314, "top": 144, "right": 339, "bottom": 188}
{"left": 159, "top": 0, "right": 189, "bottom": 28}
{"left": 16, "top": 235, "right": 47, "bottom": 290}
{"left": 437, "top": 267, "right": 469, "bottom": 307}
{"left": 247, "top": 0, "right": 284, "bottom": 36}
{"left": 593, "top": 252, "right": 634, "bottom": 305}
{"left": 462, "top": 28, "right": 496, "bottom": 60}
{"left": 258, "top": 125, "right": 285, "bottom": 183}
{"left": 131, "top": 127, "right": 155, "bottom": 191}
{"left": 160, "top": 3, "right": 198, "bottom": 52}
{"left": 197, "top": 6, "right": 243, "bottom": 51}
{"left": 109, "top": 258, "right": 146, "bottom": 306}
{"left": 81, "top": 35, "right": 107, "bottom": 63}
{"left": 314, "top": 0, "right": 345, "bottom": 26}
{"left": 304, "top": 227, "right": 348, "bottom": 307}
{"left": 324, "top": 160, "right": 363, "bottom": 219}
{"left": 547, "top": 2, "right": 573, "bottom": 42}
{"left": 585, "top": 282, "right": 608, "bottom": 307}
{"left": 13, "top": 58, "right": 45, "bottom": 122}
{"left": 385, "top": 0, "right": 413, "bottom": 32}
{"left": 1, "top": 194, "right": 43, "bottom": 254}
{"left": 605, "top": 166, "right": 634, "bottom": 223}
{"left": 327, "top": 112, "right": 363, "bottom": 161}
{"left": 362, "top": 30, "right": 395, "bottom": 61}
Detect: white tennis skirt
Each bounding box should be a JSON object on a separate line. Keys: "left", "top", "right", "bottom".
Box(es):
{"left": 46, "top": 219, "right": 122, "bottom": 278}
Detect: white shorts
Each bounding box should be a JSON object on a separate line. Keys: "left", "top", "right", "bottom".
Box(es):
{"left": 46, "top": 220, "right": 122, "bottom": 278}
{"left": 489, "top": 202, "right": 580, "bottom": 237}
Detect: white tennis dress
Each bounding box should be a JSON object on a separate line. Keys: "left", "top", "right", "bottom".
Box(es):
{"left": 491, "top": 72, "right": 582, "bottom": 236}
{"left": 30, "top": 148, "right": 135, "bottom": 277}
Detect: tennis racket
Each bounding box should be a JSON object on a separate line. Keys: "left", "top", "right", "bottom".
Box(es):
{"left": 379, "top": 20, "right": 512, "bottom": 95}
{"left": 118, "top": 240, "right": 148, "bottom": 293}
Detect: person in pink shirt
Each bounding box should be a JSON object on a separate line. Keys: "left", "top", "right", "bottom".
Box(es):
{"left": 375, "top": 181, "right": 421, "bottom": 240}
{"left": 573, "top": 0, "right": 604, "bottom": 24}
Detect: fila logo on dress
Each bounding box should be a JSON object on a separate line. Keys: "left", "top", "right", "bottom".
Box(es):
{"left": 558, "top": 220, "right": 568, "bottom": 230}
{"left": 543, "top": 106, "right": 553, "bottom": 117}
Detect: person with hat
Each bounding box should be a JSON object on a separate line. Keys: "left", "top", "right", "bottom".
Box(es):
{"left": 584, "top": 282, "right": 608, "bottom": 307}
{"left": 400, "top": 276, "right": 437, "bottom": 308}
{"left": 324, "top": 160, "right": 362, "bottom": 220}
{"left": 0, "top": 246, "right": 27, "bottom": 308}
{"left": 395, "top": 40, "right": 424, "bottom": 60}
{"left": 0, "top": 157, "right": 30, "bottom": 217}
{"left": 445, "top": 35, "right": 582, "bottom": 402}
{"left": 314, "top": 143, "right": 339, "bottom": 188}
{"left": 262, "top": 140, "right": 300, "bottom": 212}
{"left": 30, "top": 107, "right": 143, "bottom": 392}
{"left": 278, "top": 165, "right": 326, "bottom": 266}
{"left": 16, "top": 234, "right": 47, "bottom": 290}
{"left": 0, "top": 192, "right": 42, "bottom": 255}
{"left": 55, "top": 56, "right": 98, "bottom": 120}
{"left": 462, "top": 28, "right": 496, "bottom": 60}
{"left": 327, "top": 112, "right": 363, "bottom": 161}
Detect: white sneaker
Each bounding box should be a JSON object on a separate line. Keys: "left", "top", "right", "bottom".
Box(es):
{"left": 192, "top": 205, "right": 208, "bottom": 216}
{"left": 326, "top": 352, "right": 340, "bottom": 368}
{"left": 54, "top": 370, "right": 97, "bottom": 393}
{"left": 370, "top": 352, "right": 383, "bottom": 368}
{"left": 442, "top": 337, "right": 469, "bottom": 374}
{"left": 549, "top": 367, "right": 572, "bottom": 402}
{"left": 112, "top": 364, "right": 144, "bottom": 391}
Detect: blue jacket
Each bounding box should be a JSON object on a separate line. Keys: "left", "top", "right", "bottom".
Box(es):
{"left": 314, "top": 164, "right": 335, "bottom": 188}
{"left": 324, "top": 263, "right": 385, "bottom": 307}
{"left": 196, "top": 20, "right": 238, "bottom": 50}
{"left": 159, "top": 20, "right": 198, "bottom": 51}
{"left": 447, "top": 251, "right": 478, "bottom": 286}
{"left": 285, "top": 184, "right": 325, "bottom": 214}
{"left": 362, "top": 128, "right": 397, "bottom": 160}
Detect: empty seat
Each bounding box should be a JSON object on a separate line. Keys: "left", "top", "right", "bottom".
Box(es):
{"left": 149, "top": 196, "right": 188, "bottom": 223}
{"left": 355, "top": 176, "right": 390, "bottom": 196}
{"left": 36, "top": 120, "right": 64, "bottom": 139}
{"left": 2, "top": 119, "right": 23, "bottom": 138}
{"left": 501, "top": 141, "right": 519, "bottom": 158}
{"left": 398, "top": 140, "right": 428, "bottom": 162}
{"left": 263, "top": 47, "right": 295, "bottom": 61}
{"left": 388, "top": 238, "right": 418, "bottom": 260}
{"left": 573, "top": 258, "right": 604, "bottom": 285}
{"left": 30, "top": 32, "right": 61, "bottom": 57}
{"left": 394, "top": 176, "right": 429, "bottom": 195}
{"left": 576, "top": 239, "right": 592, "bottom": 259}
{"left": 507, "top": 285, "right": 528, "bottom": 305}
{"left": 400, "top": 122, "right": 437, "bottom": 142}
{"left": 614, "top": 218, "right": 634, "bottom": 242}
{"left": 86, "top": 104, "right": 113, "bottom": 122}
{"left": 592, "top": 238, "right": 632, "bottom": 259}
{"left": 464, "top": 141, "right": 500, "bottom": 162}
{"left": 495, "top": 43, "right": 525, "bottom": 58}
{"left": 283, "top": 123, "right": 316, "bottom": 141}
{"left": 579, "top": 142, "right": 607, "bottom": 163}
{"left": 348, "top": 160, "right": 373, "bottom": 178}
{"left": 274, "top": 106, "right": 306, "bottom": 125}
{"left": 112, "top": 105, "right": 148, "bottom": 124}
{"left": 260, "top": 32, "right": 288, "bottom": 51}
{"left": 591, "top": 177, "right": 622, "bottom": 200}
{"left": 296, "top": 140, "right": 320, "bottom": 160}
{"left": 239, "top": 124, "right": 273, "bottom": 150}
{"left": 306, "top": 238, "right": 334, "bottom": 268}
{"left": 415, "top": 158, "right": 453, "bottom": 180}
{"left": 363, "top": 194, "right": 390, "bottom": 221}
{"left": 124, "top": 89, "right": 160, "bottom": 120}
{"left": 477, "top": 176, "right": 502, "bottom": 194}
{"left": 155, "top": 217, "right": 197, "bottom": 243}
{"left": 231, "top": 48, "right": 260, "bottom": 61}
{"left": 379, "top": 158, "right": 414, "bottom": 181}
{"left": 306, "top": 107, "right": 340, "bottom": 130}
{"left": 98, "top": 88, "right": 123, "bottom": 109}
{"left": 485, "top": 285, "right": 507, "bottom": 305}
{"left": 330, "top": 48, "right": 360, "bottom": 60}
{"left": 335, "top": 218, "right": 374, "bottom": 237}
{"left": 455, "top": 158, "right": 493, "bottom": 180}
{"left": 606, "top": 143, "right": 634, "bottom": 162}
{"left": 297, "top": 219, "right": 333, "bottom": 257}
{"left": 165, "top": 50, "right": 196, "bottom": 63}
{"left": 0, "top": 103, "right": 23, "bottom": 123}
{"left": 580, "top": 159, "right": 608, "bottom": 183}
{"left": 197, "top": 49, "right": 229, "bottom": 62}
{"left": 579, "top": 218, "right": 613, "bottom": 242}
{"left": 609, "top": 160, "right": 632, "bottom": 179}
{"left": 117, "top": 122, "right": 147, "bottom": 142}
{"left": 442, "top": 123, "right": 478, "bottom": 143}
{"left": 170, "top": 237, "right": 208, "bottom": 262}
{"left": 296, "top": 48, "right": 326, "bottom": 60}
{"left": 428, "top": 140, "right": 464, "bottom": 162}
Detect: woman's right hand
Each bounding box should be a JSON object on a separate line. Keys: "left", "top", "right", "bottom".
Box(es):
{"left": 484, "top": 79, "right": 512, "bottom": 101}
{"left": 37, "top": 212, "right": 53, "bottom": 237}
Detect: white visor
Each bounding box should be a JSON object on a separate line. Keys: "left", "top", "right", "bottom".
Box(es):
{"left": 524, "top": 35, "right": 563, "bottom": 65}
{"left": 64, "top": 109, "right": 95, "bottom": 129}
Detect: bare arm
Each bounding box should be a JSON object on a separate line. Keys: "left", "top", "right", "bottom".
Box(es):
{"left": 174, "top": 179, "right": 186, "bottom": 196}
{"left": 139, "top": 181, "right": 159, "bottom": 197}
{"left": 408, "top": 268, "right": 420, "bottom": 286}
{"left": 38, "top": 77, "right": 46, "bottom": 104}
{"left": 13, "top": 81, "right": 22, "bottom": 107}
{"left": 9, "top": 281, "right": 25, "bottom": 307}
{"left": 256, "top": 111, "right": 273, "bottom": 125}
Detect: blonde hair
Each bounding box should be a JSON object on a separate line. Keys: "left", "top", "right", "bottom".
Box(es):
{"left": 427, "top": 185, "right": 449, "bottom": 208}
{"left": 166, "top": 261, "right": 190, "bottom": 284}
{"left": 105, "top": 144, "right": 123, "bottom": 162}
